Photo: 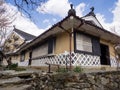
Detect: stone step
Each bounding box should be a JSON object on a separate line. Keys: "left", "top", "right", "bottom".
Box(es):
{"left": 0, "top": 70, "right": 37, "bottom": 79}
{"left": 0, "top": 77, "right": 21, "bottom": 85}
{"left": 0, "top": 84, "right": 31, "bottom": 90}
{"left": 0, "top": 77, "right": 33, "bottom": 87}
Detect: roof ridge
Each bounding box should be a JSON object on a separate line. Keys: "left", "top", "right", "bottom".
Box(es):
{"left": 13, "top": 28, "right": 36, "bottom": 41}
{"left": 13, "top": 28, "right": 36, "bottom": 37}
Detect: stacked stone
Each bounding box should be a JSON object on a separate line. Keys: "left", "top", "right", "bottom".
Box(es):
{"left": 28, "top": 71, "right": 120, "bottom": 90}
{"left": 0, "top": 70, "right": 120, "bottom": 90}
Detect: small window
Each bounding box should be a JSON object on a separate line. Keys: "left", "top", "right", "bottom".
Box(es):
{"left": 76, "top": 33, "right": 92, "bottom": 53}
{"left": 32, "top": 43, "right": 48, "bottom": 58}
{"left": 48, "top": 38, "right": 55, "bottom": 54}
{"left": 20, "top": 52, "right": 25, "bottom": 62}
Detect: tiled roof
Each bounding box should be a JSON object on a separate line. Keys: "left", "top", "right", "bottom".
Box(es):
{"left": 13, "top": 28, "right": 36, "bottom": 41}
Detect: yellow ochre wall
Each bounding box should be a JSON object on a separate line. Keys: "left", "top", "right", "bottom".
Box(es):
{"left": 100, "top": 39, "right": 115, "bottom": 57}
{"left": 54, "top": 32, "right": 74, "bottom": 54}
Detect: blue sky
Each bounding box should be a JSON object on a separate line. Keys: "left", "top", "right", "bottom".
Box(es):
{"left": 5, "top": 0, "right": 120, "bottom": 36}
{"left": 29, "top": 0, "right": 117, "bottom": 28}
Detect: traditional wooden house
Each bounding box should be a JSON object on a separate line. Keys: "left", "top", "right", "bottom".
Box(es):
{"left": 3, "top": 27, "right": 36, "bottom": 66}
{"left": 16, "top": 5, "right": 120, "bottom": 70}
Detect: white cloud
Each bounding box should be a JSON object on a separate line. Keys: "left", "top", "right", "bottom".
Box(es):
{"left": 96, "top": 0, "right": 120, "bottom": 35}
{"left": 44, "top": 24, "right": 52, "bottom": 30}
{"left": 96, "top": 13, "right": 119, "bottom": 34}
{"left": 96, "top": 13, "right": 111, "bottom": 30}
{"left": 4, "top": 3, "right": 45, "bottom": 36}
{"left": 6, "top": 0, "right": 120, "bottom": 37}
{"left": 37, "top": 0, "right": 70, "bottom": 17}
{"left": 37, "top": 0, "right": 86, "bottom": 18}
{"left": 43, "top": 19, "right": 50, "bottom": 23}
{"left": 112, "top": 0, "right": 120, "bottom": 22}
{"left": 12, "top": 15, "right": 45, "bottom": 36}
{"left": 75, "top": 3, "right": 86, "bottom": 17}
{"left": 111, "top": 0, "right": 120, "bottom": 34}
{"left": 52, "top": 18, "right": 57, "bottom": 22}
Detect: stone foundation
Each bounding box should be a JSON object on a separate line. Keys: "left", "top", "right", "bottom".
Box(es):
{"left": 0, "top": 70, "right": 120, "bottom": 90}
{"left": 27, "top": 71, "right": 120, "bottom": 90}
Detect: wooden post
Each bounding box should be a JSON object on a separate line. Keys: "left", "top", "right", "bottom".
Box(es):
{"left": 48, "top": 64, "right": 51, "bottom": 73}
{"left": 45, "top": 62, "right": 60, "bottom": 73}
{"left": 69, "top": 33, "right": 72, "bottom": 71}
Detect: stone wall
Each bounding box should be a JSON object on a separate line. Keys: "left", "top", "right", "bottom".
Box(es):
{"left": 27, "top": 71, "right": 120, "bottom": 90}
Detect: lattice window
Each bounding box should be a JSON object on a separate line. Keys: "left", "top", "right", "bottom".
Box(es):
{"left": 76, "top": 33, "right": 92, "bottom": 52}
{"left": 32, "top": 43, "right": 48, "bottom": 58}
{"left": 20, "top": 52, "right": 25, "bottom": 62}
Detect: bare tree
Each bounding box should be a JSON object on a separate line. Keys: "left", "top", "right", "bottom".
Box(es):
{"left": 0, "top": 1, "right": 16, "bottom": 65}
{"left": 0, "top": 0, "right": 44, "bottom": 48}
{"left": 0, "top": 1, "right": 15, "bottom": 49}
{"left": 0, "top": 0, "right": 45, "bottom": 65}
{"left": 5, "top": 0, "right": 45, "bottom": 18}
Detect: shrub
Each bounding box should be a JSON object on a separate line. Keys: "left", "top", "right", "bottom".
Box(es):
{"left": 57, "top": 67, "right": 68, "bottom": 73}
{"left": 7, "top": 63, "right": 18, "bottom": 70}
{"left": 73, "top": 66, "right": 83, "bottom": 73}
{"left": 6, "top": 63, "right": 26, "bottom": 71}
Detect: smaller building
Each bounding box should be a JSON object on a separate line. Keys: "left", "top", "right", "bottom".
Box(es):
{"left": 3, "top": 27, "right": 36, "bottom": 66}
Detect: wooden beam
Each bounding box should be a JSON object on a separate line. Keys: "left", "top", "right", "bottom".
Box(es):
{"left": 58, "top": 23, "right": 71, "bottom": 34}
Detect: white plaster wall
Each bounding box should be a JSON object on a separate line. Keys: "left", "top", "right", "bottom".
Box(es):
{"left": 31, "top": 52, "right": 101, "bottom": 67}
{"left": 18, "top": 60, "right": 29, "bottom": 66}
{"left": 11, "top": 59, "right": 29, "bottom": 66}
{"left": 83, "top": 16, "right": 102, "bottom": 28}
{"left": 31, "top": 59, "right": 47, "bottom": 66}
{"left": 110, "top": 57, "right": 120, "bottom": 67}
